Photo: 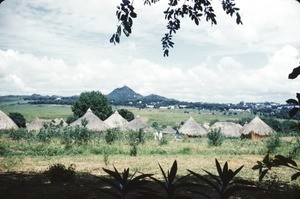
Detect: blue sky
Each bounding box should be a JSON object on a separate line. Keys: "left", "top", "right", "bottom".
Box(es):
{"left": 0, "top": 0, "right": 300, "bottom": 103}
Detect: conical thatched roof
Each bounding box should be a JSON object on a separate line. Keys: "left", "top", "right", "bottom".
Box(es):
{"left": 0, "top": 110, "right": 18, "bottom": 130}
{"left": 179, "top": 117, "right": 207, "bottom": 136}
{"left": 26, "top": 118, "right": 44, "bottom": 132}
{"left": 104, "top": 110, "right": 128, "bottom": 128}
{"left": 51, "top": 118, "right": 67, "bottom": 127}
{"left": 161, "top": 126, "right": 176, "bottom": 134}
{"left": 241, "top": 116, "right": 273, "bottom": 136}
{"left": 209, "top": 122, "right": 242, "bottom": 138}
{"left": 122, "top": 117, "right": 155, "bottom": 133}
{"left": 70, "top": 108, "right": 109, "bottom": 131}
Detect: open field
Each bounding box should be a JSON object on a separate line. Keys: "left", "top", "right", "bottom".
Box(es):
{"left": 1, "top": 130, "right": 299, "bottom": 183}
{"left": 0, "top": 103, "right": 299, "bottom": 198}
{"left": 0, "top": 104, "right": 73, "bottom": 122}
{"left": 0, "top": 102, "right": 254, "bottom": 125}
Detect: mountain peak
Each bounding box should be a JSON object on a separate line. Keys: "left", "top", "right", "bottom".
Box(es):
{"left": 107, "top": 85, "right": 143, "bottom": 101}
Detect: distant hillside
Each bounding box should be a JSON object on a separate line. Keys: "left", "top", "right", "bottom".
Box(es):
{"left": 107, "top": 85, "right": 143, "bottom": 101}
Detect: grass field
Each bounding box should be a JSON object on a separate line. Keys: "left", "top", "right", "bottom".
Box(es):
{"left": 0, "top": 129, "right": 299, "bottom": 185}
{"left": 0, "top": 103, "right": 254, "bottom": 125}
{"left": 0, "top": 103, "right": 299, "bottom": 198}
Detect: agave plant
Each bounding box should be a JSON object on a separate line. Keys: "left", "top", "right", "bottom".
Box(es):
{"left": 101, "top": 166, "right": 153, "bottom": 199}
{"left": 149, "top": 160, "right": 206, "bottom": 199}
{"left": 188, "top": 159, "right": 256, "bottom": 199}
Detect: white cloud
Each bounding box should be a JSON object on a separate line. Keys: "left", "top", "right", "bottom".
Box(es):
{"left": 0, "top": 46, "right": 299, "bottom": 103}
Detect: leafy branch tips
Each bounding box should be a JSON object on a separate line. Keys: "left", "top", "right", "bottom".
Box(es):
{"left": 111, "top": 0, "right": 243, "bottom": 56}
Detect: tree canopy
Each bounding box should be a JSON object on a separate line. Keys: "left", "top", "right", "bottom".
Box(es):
{"left": 118, "top": 108, "right": 134, "bottom": 122}
{"left": 9, "top": 112, "right": 26, "bottom": 128}
{"left": 71, "top": 91, "right": 113, "bottom": 121}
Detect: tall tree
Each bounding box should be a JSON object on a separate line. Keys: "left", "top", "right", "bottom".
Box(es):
{"left": 72, "top": 91, "right": 113, "bottom": 120}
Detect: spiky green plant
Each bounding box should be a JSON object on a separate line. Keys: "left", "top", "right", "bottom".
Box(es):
{"left": 150, "top": 160, "right": 204, "bottom": 199}
{"left": 188, "top": 159, "right": 256, "bottom": 199}
{"left": 101, "top": 166, "right": 153, "bottom": 199}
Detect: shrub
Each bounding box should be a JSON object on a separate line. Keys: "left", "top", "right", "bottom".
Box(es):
{"left": 289, "top": 136, "right": 300, "bottom": 159}
{"left": 266, "top": 133, "right": 281, "bottom": 154}
{"left": 61, "top": 127, "right": 92, "bottom": 147}
{"left": 130, "top": 144, "right": 138, "bottom": 156}
{"left": 37, "top": 128, "right": 52, "bottom": 142}
{"left": 207, "top": 128, "right": 224, "bottom": 146}
{"left": 103, "top": 148, "right": 110, "bottom": 166}
{"left": 45, "top": 163, "right": 76, "bottom": 183}
{"left": 105, "top": 128, "right": 118, "bottom": 144}
{"left": 159, "top": 135, "right": 168, "bottom": 145}
{"left": 129, "top": 129, "right": 145, "bottom": 144}
{"left": 9, "top": 129, "right": 27, "bottom": 140}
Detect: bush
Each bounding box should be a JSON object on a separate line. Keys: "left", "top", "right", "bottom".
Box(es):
{"left": 9, "top": 129, "right": 27, "bottom": 140}
{"left": 130, "top": 144, "right": 138, "bottom": 156}
{"left": 128, "top": 129, "right": 145, "bottom": 144}
{"left": 159, "top": 135, "right": 168, "bottom": 145}
{"left": 266, "top": 133, "right": 281, "bottom": 154}
{"left": 61, "top": 127, "right": 92, "bottom": 147}
{"left": 289, "top": 136, "right": 300, "bottom": 159}
{"left": 45, "top": 163, "right": 76, "bottom": 183}
{"left": 207, "top": 128, "right": 224, "bottom": 146}
{"left": 105, "top": 129, "right": 118, "bottom": 144}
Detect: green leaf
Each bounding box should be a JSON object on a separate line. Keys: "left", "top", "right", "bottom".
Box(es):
{"left": 188, "top": 169, "right": 221, "bottom": 194}
{"left": 288, "top": 65, "right": 300, "bottom": 79}
{"left": 259, "top": 169, "right": 268, "bottom": 182}
{"left": 286, "top": 99, "right": 299, "bottom": 105}
{"left": 103, "top": 167, "right": 123, "bottom": 183}
{"left": 169, "top": 160, "right": 177, "bottom": 183}
{"left": 117, "top": 25, "right": 122, "bottom": 36}
{"left": 215, "top": 159, "right": 222, "bottom": 177}
{"left": 202, "top": 169, "right": 221, "bottom": 185}
{"left": 232, "top": 165, "right": 244, "bottom": 178}
{"left": 252, "top": 165, "right": 261, "bottom": 170}
{"left": 158, "top": 163, "right": 168, "bottom": 184}
{"left": 291, "top": 172, "right": 300, "bottom": 181}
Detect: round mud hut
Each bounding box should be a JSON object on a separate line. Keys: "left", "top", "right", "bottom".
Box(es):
{"left": 209, "top": 122, "right": 242, "bottom": 138}
{"left": 240, "top": 116, "right": 274, "bottom": 140}
{"left": 104, "top": 110, "right": 128, "bottom": 128}
{"left": 179, "top": 117, "right": 207, "bottom": 137}
{"left": 70, "top": 108, "right": 109, "bottom": 132}
{"left": 0, "top": 109, "right": 18, "bottom": 130}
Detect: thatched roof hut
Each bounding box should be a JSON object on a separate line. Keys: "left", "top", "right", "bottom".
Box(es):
{"left": 104, "top": 110, "right": 128, "bottom": 128}
{"left": 70, "top": 108, "right": 109, "bottom": 132}
{"left": 51, "top": 118, "right": 67, "bottom": 127}
{"left": 121, "top": 117, "right": 155, "bottom": 133}
{"left": 209, "top": 122, "right": 242, "bottom": 138}
{"left": 241, "top": 116, "right": 274, "bottom": 140}
{"left": 26, "top": 118, "right": 44, "bottom": 132}
{"left": 161, "top": 126, "right": 176, "bottom": 134}
{"left": 0, "top": 109, "right": 18, "bottom": 130}
{"left": 179, "top": 117, "right": 207, "bottom": 137}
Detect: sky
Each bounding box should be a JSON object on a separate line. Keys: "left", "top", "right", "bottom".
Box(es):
{"left": 0, "top": 0, "right": 300, "bottom": 103}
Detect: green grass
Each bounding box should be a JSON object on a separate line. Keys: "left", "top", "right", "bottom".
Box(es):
{"left": 0, "top": 103, "right": 254, "bottom": 125}
{"left": 121, "top": 106, "right": 254, "bottom": 127}
{"left": 0, "top": 104, "right": 72, "bottom": 122}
